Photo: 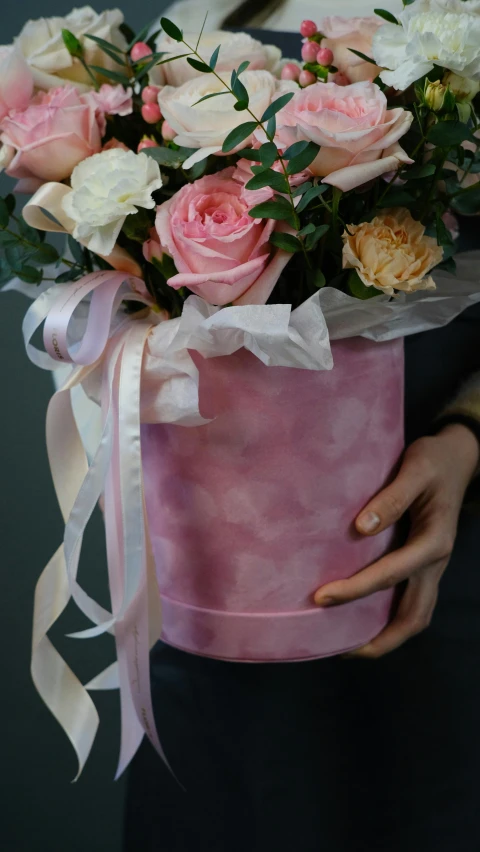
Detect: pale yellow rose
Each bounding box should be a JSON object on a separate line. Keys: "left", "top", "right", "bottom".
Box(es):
{"left": 342, "top": 208, "right": 443, "bottom": 296}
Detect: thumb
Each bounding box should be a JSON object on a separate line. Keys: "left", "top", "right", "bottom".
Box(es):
{"left": 355, "top": 457, "right": 426, "bottom": 536}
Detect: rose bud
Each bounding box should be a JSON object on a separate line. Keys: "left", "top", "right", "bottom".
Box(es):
{"left": 299, "top": 70, "right": 317, "bottom": 87}
{"left": 317, "top": 47, "right": 334, "bottom": 66}
{"left": 142, "top": 85, "right": 161, "bottom": 104}
{"left": 281, "top": 63, "right": 301, "bottom": 82}
{"left": 142, "top": 102, "right": 162, "bottom": 124}
{"left": 131, "top": 42, "right": 152, "bottom": 62}
{"left": 300, "top": 20, "right": 318, "bottom": 38}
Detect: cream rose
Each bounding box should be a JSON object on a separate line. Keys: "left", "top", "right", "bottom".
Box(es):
{"left": 342, "top": 208, "right": 443, "bottom": 296}
{"left": 372, "top": 0, "right": 480, "bottom": 92}
{"left": 158, "top": 71, "right": 296, "bottom": 169}
{"left": 266, "top": 81, "right": 413, "bottom": 192}
{"left": 151, "top": 29, "right": 281, "bottom": 88}
{"left": 62, "top": 148, "right": 163, "bottom": 256}
{"left": 321, "top": 17, "right": 382, "bottom": 84}
{"left": 9, "top": 6, "right": 127, "bottom": 92}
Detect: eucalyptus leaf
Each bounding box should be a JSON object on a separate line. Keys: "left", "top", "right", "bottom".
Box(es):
{"left": 187, "top": 57, "right": 212, "bottom": 73}
{"left": 306, "top": 224, "right": 329, "bottom": 250}
{"left": 84, "top": 34, "right": 125, "bottom": 64}
{"left": 348, "top": 269, "right": 379, "bottom": 300}
{"left": 404, "top": 163, "right": 436, "bottom": 180}
{"left": 296, "top": 184, "right": 328, "bottom": 213}
{"left": 5, "top": 194, "right": 16, "bottom": 216}
{"left": 0, "top": 198, "right": 8, "bottom": 229}
{"left": 348, "top": 48, "right": 375, "bottom": 64}
{"left": 374, "top": 8, "right": 399, "bottom": 23}
{"left": 237, "top": 61, "right": 250, "bottom": 75}
{"left": 249, "top": 197, "right": 294, "bottom": 222}
{"left": 18, "top": 218, "right": 41, "bottom": 245}
{"left": 234, "top": 101, "right": 249, "bottom": 111}
{"left": 17, "top": 265, "right": 43, "bottom": 284}
{"left": 245, "top": 169, "right": 289, "bottom": 193}
{"left": 286, "top": 142, "right": 320, "bottom": 175}
{"left": 209, "top": 45, "right": 221, "bottom": 70}
{"left": 266, "top": 114, "right": 276, "bottom": 138}
{"left": 31, "top": 243, "right": 60, "bottom": 264}
{"left": 160, "top": 17, "right": 183, "bottom": 42}
{"left": 261, "top": 92, "right": 294, "bottom": 122}
{"left": 269, "top": 232, "right": 303, "bottom": 253}
{"left": 298, "top": 223, "right": 316, "bottom": 237}
{"left": 451, "top": 182, "right": 480, "bottom": 216}
{"left": 426, "top": 121, "right": 475, "bottom": 148}
{"left": 68, "top": 236, "right": 87, "bottom": 266}
{"left": 56, "top": 267, "right": 83, "bottom": 283}
{"left": 193, "top": 91, "right": 229, "bottom": 106}
{"left": 258, "top": 142, "right": 278, "bottom": 168}
{"left": 222, "top": 121, "right": 258, "bottom": 153}
{"left": 435, "top": 211, "right": 454, "bottom": 247}
{"left": 89, "top": 65, "right": 131, "bottom": 85}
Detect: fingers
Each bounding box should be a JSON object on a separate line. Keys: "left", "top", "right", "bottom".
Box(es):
{"left": 314, "top": 521, "right": 453, "bottom": 606}
{"left": 355, "top": 446, "right": 432, "bottom": 536}
{"left": 344, "top": 568, "right": 442, "bottom": 659}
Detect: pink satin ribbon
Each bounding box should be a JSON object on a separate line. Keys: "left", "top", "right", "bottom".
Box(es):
{"left": 23, "top": 269, "right": 171, "bottom": 779}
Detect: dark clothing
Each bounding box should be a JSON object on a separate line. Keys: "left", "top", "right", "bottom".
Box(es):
{"left": 124, "top": 31, "right": 480, "bottom": 852}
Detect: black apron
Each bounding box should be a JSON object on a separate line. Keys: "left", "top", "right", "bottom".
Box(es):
{"left": 124, "top": 31, "right": 480, "bottom": 852}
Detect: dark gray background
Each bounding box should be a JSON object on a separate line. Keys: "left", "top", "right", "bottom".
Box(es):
{"left": 1, "top": 3, "right": 168, "bottom": 851}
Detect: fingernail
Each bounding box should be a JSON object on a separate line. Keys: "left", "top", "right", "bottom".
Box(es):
{"left": 357, "top": 511, "right": 381, "bottom": 533}
{"left": 315, "top": 595, "right": 336, "bottom": 607}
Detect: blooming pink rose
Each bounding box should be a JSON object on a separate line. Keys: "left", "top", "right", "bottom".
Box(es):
{"left": 83, "top": 84, "right": 133, "bottom": 136}
{"left": 320, "top": 17, "right": 382, "bottom": 84}
{"left": 266, "top": 81, "right": 413, "bottom": 192}
{"left": 1, "top": 85, "right": 102, "bottom": 186}
{"left": 0, "top": 47, "right": 34, "bottom": 122}
{"left": 154, "top": 168, "right": 293, "bottom": 306}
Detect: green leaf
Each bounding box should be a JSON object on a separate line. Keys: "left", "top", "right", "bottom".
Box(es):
{"left": 258, "top": 142, "right": 278, "bottom": 168}
{"left": 348, "top": 48, "right": 375, "bottom": 64}
{"left": 195, "top": 12, "right": 209, "bottom": 50}
{"left": 222, "top": 121, "right": 258, "bottom": 153}
{"left": 378, "top": 188, "right": 414, "bottom": 207}
{"left": 234, "top": 101, "right": 249, "bottom": 111}
{"left": 31, "top": 243, "right": 60, "bottom": 264}
{"left": 298, "top": 223, "right": 316, "bottom": 237}
{"left": 235, "top": 148, "right": 261, "bottom": 161}
{"left": 435, "top": 211, "right": 454, "bottom": 247}
{"left": 404, "top": 163, "right": 436, "bottom": 180}
{"left": 374, "top": 8, "right": 399, "bottom": 23}
{"left": 306, "top": 268, "right": 326, "bottom": 289}
{"left": 55, "top": 267, "right": 83, "bottom": 284}
{"left": 232, "top": 76, "right": 249, "bottom": 106}
{"left": 62, "top": 28, "right": 83, "bottom": 58}
{"left": 261, "top": 92, "right": 294, "bottom": 122}
{"left": 249, "top": 197, "right": 295, "bottom": 226}
{"left": 5, "top": 244, "right": 25, "bottom": 268}
{"left": 245, "top": 168, "right": 289, "bottom": 193}
{"left": 0, "top": 198, "right": 9, "bottom": 229}
{"left": 436, "top": 255, "right": 456, "bottom": 274}
{"left": 193, "top": 91, "right": 229, "bottom": 106}
{"left": 292, "top": 181, "right": 312, "bottom": 197}
{"left": 143, "top": 146, "right": 194, "bottom": 168}
{"left": 237, "top": 61, "right": 250, "bottom": 75}
{"left": 426, "top": 121, "right": 475, "bottom": 148}
{"left": 84, "top": 34, "right": 126, "bottom": 65}
{"left": 5, "top": 194, "right": 16, "bottom": 216}
{"left": 267, "top": 115, "right": 276, "bottom": 138}
{"left": 17, "top": 265, "right": 43, "bottom": 284}
{"left": 187, "top": 57, "right": 213, "bottom": 73}
{"left": 348, "top": 269, "right": 380, "bottom": 300}
{"left": 296, "top": 184, "right": 328, "bottom": 213}
{"left": 89, "top": 65, "right": 131, "bottom": 85}
{"left": 269, "top": 232, "right": 303, "bottom": 253}
{"left": 306, "top": 224, "right": 329, "bottom": 250}
{"left": 283, "top": 141, "right": 310, "bottom": 160}
{"left": 160, "top": 17, "right": 183, "bottom": 42}
{"left": 451, "top": 182, "right": 480, "bottom": 216}
{"left": 68, "top": 236, "right": 87, "bottom": 266}
{"left": 209, "top": 45, "right": 221, "bottom": 70}
{"left": 286, "top": 142, "right": 320, "bottom": 175}
{"left": 0, "top": 231, "right": 17, "bottom": 247}
{"left": 18, "top": 218, "right": 41, "bottom": 245}
{"left": 184, "top": 157, "right": 210, "bottom": 180}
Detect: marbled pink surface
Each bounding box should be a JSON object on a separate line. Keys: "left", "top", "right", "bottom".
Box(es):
{"left": 142, "top": 336, "right": 405, "bottom": 661}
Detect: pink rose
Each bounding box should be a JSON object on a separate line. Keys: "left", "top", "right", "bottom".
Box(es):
{"left": 1, "top": 85, "right": 102, "bottom": 186}
{"left": 267, "top": 81, "right": 413, "bottom": 192}
{"left": 0, "top": 47, "right": 34, "bottom": 122}
{"left": 321, "top": 17, "right": 382, "bottom": 84}
{"left": 154, "top": 168, "right": 293, "bottom": 306}
{"left": 83, "top": 84, "right": 133, "bottom": 136}
{"left": 102, "top": 137, "right": 130, "bottom": 152}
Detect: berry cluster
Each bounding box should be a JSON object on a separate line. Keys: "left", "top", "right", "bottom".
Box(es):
{"left": 281, "top": 20, "right": 335, "bottom": 88}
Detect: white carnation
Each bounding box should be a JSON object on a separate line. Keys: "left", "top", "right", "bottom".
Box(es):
{"left": 372, "top": 0, "right": 480, "bottom": 91}
{"left": 63, "top": 149, "right": 163, "bottom": 256}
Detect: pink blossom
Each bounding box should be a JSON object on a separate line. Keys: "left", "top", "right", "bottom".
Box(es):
{"left": 0, "top": 47, "right": 34, "bottom": 122}
{"left": 143, "top": 227, "right": 163, "bottom": 265}
{"left": 1, "top": 85, "right": 102, "bottom": 186}
{"left": 321, "top": 17, "right": 381, "bottom": 84}
{"left": 154, "top": 168, "right": 293, "bottom": 306}
{"left": 83, "top": 84, "right": 133, "bottom": 136}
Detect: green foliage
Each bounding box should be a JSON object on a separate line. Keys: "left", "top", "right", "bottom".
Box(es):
{"left": 426, "top": 121, "right": 475, "bottom": 148}
{"left": 285, "top": 142, "right": 320, "bottom": 175}
{"left": 209, "top": 45, "right": 221, "bottom": 70}
{"left": 89, "top": 65, "right": 131, "bottom": 85}
{"left": 258, "top": 143, "right": 278, "bottom": 168}
{"left": 143, "top": 146, "right": 197, "bottom": 168}
{"left": 374, "top": 9, "right": 399, "bottom": 23}
{"left": 261, "top": 93, "right": 294, "bottom": 123}
{"left": 222, "top": 121, "right": 259, "bottom": 153}
{"left": 296, "top": 184, "right": 327, "bottom": 214}
{"left": 347, "top": 270, "right": 380, "bottom": 300}
{"left": 245, "top": 167, "right": 289, "bottom": 193}
{"left": 187, "top": 57, "right": 212, "bottom": 73}
{"left": 84, "top": 34, "right": 125, "bottom": 65}
{"left": 269, "top": 232, "right": 304, "bottom": 253}
{"left": 62, "top": 28, "right": 83, "bottom": 58}
{"left": 348, "top": 48, "right": 375, "bottom": 64}
{"left": 160, "top": 17, "right": 183, "bottom": 42}
{"left": 249, "top": 196, "right": 297, "bottom": 228}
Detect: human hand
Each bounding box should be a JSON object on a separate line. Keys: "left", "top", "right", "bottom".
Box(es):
{"left": 314, "top": 424, "right": 480, "bottom": 658}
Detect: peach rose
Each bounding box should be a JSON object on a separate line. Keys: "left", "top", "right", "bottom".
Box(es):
{"left": 0, "top": 47, "right": 34, "bottom": 122}
{"left": 153, "top": 168, "right": 293, "bottom": 306}
{"left": 342, "top": 208, "right": 444, "bottom": 296}
{"left": 1, "top": 85, "right": 102, "bottom": 186}
{"left": 321, "top": 17, "right": 382, "bottom": 84}
{"left": 266, "top": 81, "right": 413, "bottom": 192}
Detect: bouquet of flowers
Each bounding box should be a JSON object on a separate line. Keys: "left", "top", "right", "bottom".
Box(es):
{"left": 2, "top": 1, "right": 480, "bottom": 778}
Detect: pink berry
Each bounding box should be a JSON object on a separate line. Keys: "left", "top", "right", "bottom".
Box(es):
{"left": 131, "top": 41, "right": 152, "bottom": 62}
{"left": 161, "top": 120, "right": 176, "bottom": 142}
{"left": 334, "top": 71, "right": 350, "bottom": 86}
{"left": 142, "top": 85, "right": 161, "bottom": 104}
{"left": 137, "top": 138, "right": 158, "bottom": 152}
{"left": 300, "top": 20, "right": 317, "bottom": 38}
{"left": 141, "top": 103, "right": 162, "bottom": 124}
{"left": 316, "top": 47, "right": 334, "bottom": 66}
{"left": 301, "top": 41, "right": 319, "bottom": 63}
{"left": 299, "top": 69, "right": 317, "bottom": 88}
{"left": 280, "top": 62, "right": 300, "bottom": 82}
